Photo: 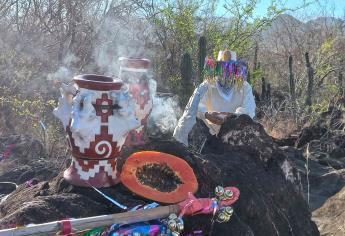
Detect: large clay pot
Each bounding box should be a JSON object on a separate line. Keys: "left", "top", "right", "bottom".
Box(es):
{"left": 119, "top": 57, "right": 153, "bottom": 146}
{"left": 53, "top": 74, "right": 139, "bottom": 187}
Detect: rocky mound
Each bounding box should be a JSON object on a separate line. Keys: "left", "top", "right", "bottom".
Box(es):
{"left": 296, "top": 107, "right": 345, "bottom": 170}
{"left": 0, "top": 134, "right": 58, "bottom": 184}
{"left": 273, "top": 105, "right": 345, "bottom": 235}
{"left": 282, "top": 146, "right": 345, "bottom": 211}
{"left": 0, "top": 115, "right": 319, "bottom": 235}
{"left": 290, "top": 107, "right": 345, "bottom": 209}
{"left": 312, "top": 186, "right": 345, "bottom": 236}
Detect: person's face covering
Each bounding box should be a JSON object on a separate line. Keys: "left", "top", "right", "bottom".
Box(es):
{"left": 217, "top": 74, "right": 234, "bottom": 91}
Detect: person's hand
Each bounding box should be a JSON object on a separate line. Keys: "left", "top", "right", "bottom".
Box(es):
{"left": 205, "top": 112, "right": 230, "bottom": 125}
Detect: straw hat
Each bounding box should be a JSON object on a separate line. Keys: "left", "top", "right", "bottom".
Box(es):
{"left": 217, "top": 50, "right": 237, "bottom": 62}
{"left": 202, "top": 50, "right": 247, "bottom": 93}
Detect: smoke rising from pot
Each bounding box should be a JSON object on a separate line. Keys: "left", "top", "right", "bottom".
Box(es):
{"left": 49, "top": 16, "right": 181, "bottom": 134}
{"left": 92, "top": 17, "right": 154, "bottom": 76}
{"left": 47, "top": 53, "right": 80, "bottom": 83}
{"left": 91, "top": 17, "right": 181, "bottom": 133}
{"left": 148, "top": 80, "right": 182, "bottom": 134}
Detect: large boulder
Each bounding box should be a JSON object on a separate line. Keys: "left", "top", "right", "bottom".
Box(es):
{"left": 295, "top": 107, "right": 345, "bottom": 170}
{"left": 312, "top": 186, "right": 345, "bottom": 236}
{"left": 275, "top": 106, "right": 345, "bottom": 236}
{"left": 0, "top": 115, "right": 319, "bottom": 235}
{"left": 281, "top": 146, "right": 345, "bottom": 211}
{"left": 296, "top": 108, "right": 344, "bottom": 148}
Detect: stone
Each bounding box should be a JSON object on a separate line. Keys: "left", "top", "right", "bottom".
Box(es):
{"left": 312, "top": 186, "right": 345, "bottom": 236}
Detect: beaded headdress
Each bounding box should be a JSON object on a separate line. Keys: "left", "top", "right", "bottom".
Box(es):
{"left": 202, "top": 50, "right": 248, "bottom": 91}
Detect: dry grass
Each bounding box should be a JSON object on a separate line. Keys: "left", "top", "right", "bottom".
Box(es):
{"left": 0, "top": 160, "right": 17, "bottom": 176}
{"left": 261, "top": 116, "right": 299, "bottom": 139}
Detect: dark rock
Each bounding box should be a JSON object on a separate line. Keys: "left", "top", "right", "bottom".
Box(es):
{"left": 0, "top": 116, "right": 319, "bottom": 235}
{"left": 0, "top": 182, "right": 17, "bottom": 195}
{"left": 274, "top": 135, "right": 298, "bottom": 147}
{"left": 312, "top": 186, "right": 345, "bottom": 236}
{"left": 294, "top": 108, "right": 345, "bottom": 172}
{"left": 281, "top": 146, "right": 345, "bottom": 211}
{"left": 317, "top": 157, "right": 345, "bottom": 170}
{"left": 296, "top": 126, "right": 328, "bottom": 148}
{"left": 0, "top": 134, "right": 58, "bottom": 184}
{"left": 187, "top": 118, "right": 211, "bottom": 152}
{"left": 296, "top": 108, "right": 344, "bottom": 148}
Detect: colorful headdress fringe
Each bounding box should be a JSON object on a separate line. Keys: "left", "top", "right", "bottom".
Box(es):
{"left": 202, "top": 57, "right": 248, "bottom": 89}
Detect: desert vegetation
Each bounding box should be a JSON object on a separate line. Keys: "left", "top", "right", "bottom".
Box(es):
{"left": 0, "top": 0, "right": 344, "bottom": 235}
{"left": 0, "top": 0, "right": 343, "bottom": 143}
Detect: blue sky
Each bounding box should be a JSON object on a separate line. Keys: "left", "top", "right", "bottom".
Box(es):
{"left": 217, "top": 0, "right": 345, "bottom": 19}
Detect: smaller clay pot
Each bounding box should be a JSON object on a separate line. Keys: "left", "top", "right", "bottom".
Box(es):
{"left": 119, "top": 57, "right": 153, "bottom": 146}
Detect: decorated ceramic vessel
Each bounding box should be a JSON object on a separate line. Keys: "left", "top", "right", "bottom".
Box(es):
{"left": 119, "top": 57, "right": 153, "bottom": 146}
{"left": 53, "top": 74, "right": 139, "bottom": 187}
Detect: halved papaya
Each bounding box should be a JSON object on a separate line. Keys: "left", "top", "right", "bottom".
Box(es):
{"left": 120, "top": 151, "right": 198, "bottom": 203}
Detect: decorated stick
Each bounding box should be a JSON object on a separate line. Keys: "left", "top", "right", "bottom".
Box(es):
{"left": 0, "top": 206, "right": 179, "bottom": 236}
{"left": 0, "top": 187, "right": 239, "bottom": 236}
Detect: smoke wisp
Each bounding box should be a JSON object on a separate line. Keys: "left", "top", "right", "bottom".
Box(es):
{"left": 149, "top": 92, "right": 182, "bottom": 135}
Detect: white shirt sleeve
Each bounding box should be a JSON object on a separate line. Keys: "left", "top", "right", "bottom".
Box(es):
{"left": 197, "top": 88, "right": 208, "bottom": 120}
{"left": 234, "top": 82, "right": 256, "bottom": 119}
{"left": 173, "top": 81, "right": 209, "bottom": 145}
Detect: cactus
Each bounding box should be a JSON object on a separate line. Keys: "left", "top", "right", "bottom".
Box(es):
{"left": 338, "top": 72, "right": 343, "bottom": 96}
{"left": 253, "top": 42, "right": 258, "bottom": 71}
{"left": 261, "top": 77, "right": 266, "bottom": 101}
{"left": 247, "top": 70, "right": 251, "bottom": 84}
{"left": 305, "top": 52, "right": 314, "bottom": 106}
{"left": 289, "top": 55, "right": 297, "bottom": 118}
{"left": 288, "top": 55, "right": 295, "bottom": 101}
{"left": 266, "top": 83, "right": 271, "bottom": 101}
{"left": 180, "top": 52, "right": 193, "bottom": 107}
{"left": 198, "top": 36, "right": 207, "bottom": 84}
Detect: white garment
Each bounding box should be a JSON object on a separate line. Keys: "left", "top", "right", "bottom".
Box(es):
{"left": 173, "top": 80, "right": 256, "bottom": 145}
{"left": 197, "top": 80, "right": 256, "bottom": 135}
{"left": 173, "top": 81, "right": 209, "bottom": 145}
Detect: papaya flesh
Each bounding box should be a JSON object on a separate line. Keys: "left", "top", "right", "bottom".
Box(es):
{"left": 120, "top": 151, "right": 198, "bottom": 203}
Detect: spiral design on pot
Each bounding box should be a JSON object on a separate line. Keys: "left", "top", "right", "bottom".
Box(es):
{"left": 95, "top": 141, "right": 112, "bottom": 158}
